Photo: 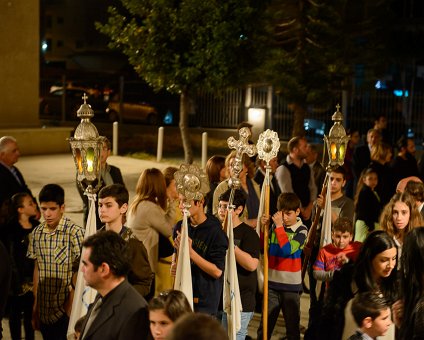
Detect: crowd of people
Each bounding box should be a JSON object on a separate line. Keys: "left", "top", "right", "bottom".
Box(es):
{"left": 0, "top": 114, "right": 423, "bottom": 340}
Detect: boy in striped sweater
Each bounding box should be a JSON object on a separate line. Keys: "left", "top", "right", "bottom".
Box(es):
{"left": 257, "top": 192, "right": 308, "bottom": 340}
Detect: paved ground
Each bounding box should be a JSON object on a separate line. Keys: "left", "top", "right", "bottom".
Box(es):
{"left": 1, "top": 153, "right": 310, "bottom": 339}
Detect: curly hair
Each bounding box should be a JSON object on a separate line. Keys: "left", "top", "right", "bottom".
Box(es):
{"left": 379, "top": 192, "right": 423, "bottom": 240}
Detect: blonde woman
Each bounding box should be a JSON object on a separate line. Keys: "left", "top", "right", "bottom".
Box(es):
{"left": 128, "top": 168, "right": 176, "bottom": 295}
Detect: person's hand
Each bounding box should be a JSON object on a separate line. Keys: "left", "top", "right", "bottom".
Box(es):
{"left": 32, "top": 302, "right": 40, "bottom": 330}
{"left": 173, "top": 231, "right": 192, "bottom": 252}
{"left": 261, "top": 214, "right": 271, "bottom": 228}
{"left": 316, "top": 194, "right": 325, "bottom": 209}
{"left": 272, "top": 211, "right": 284, "bottom": 227}
{"left": 392, "top": 299, "right": 403, "bottom": 328}
{"left": 336, "top": 253, "right": 349, "bottom": 265}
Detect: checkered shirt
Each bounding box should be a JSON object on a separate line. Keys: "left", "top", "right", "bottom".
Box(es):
{"left": 27, "top": 216, "right": 84, "bottom": 324}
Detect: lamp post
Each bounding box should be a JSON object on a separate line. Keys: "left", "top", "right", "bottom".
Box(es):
{"left": 66, "top": 94, "right": 102, "bottom": 339}
{"left": 301, "top": 104, "right": 350, "bottom": 281}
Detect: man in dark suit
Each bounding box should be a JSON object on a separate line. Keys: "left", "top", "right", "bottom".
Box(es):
{"left": 79, "top": 231, "right": 149, "bottom": 340}
{"left": 0, "top": 136, "right": 32, "bottom": 236}
{"left": 77, "top": 137, "right": 125, "bottom": 228}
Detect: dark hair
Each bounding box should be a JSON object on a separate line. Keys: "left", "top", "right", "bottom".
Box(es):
{"left": 332, "top": 217, "right": 353, "bottom": 234}
{"left": 149, "top": 290, "right": 192, "bottom": 322}
{"left": 353, "top": 231, "right": 397, "bottom": 302}
{"left": 99, "top": 184, "right": 129, "bottom": 207}
{"left": 10, "top": 192, "right": 33, "bottom": 220}
{"left": 399, "top": 227, "right": 424, "bottom": 339}
{"left": 168, "top": 313, "right": 228, "bottom": 340}
{"left": 206, "top": 155, "right": 226, "bottom": 184}
{"left": 39, "top": 184, "right": 64, "bottom": 205}
{"left": 218, "top": 189, "right": 246, "bottom": 216}
{"left": 396, "top": 135, "right": 408, "bottom": 151}
{"left": 82, "top": 230, "right": 131, "bottom": 277}
{"left": 331, "top": 166, "right": 346, "bottom": 180}
{"left": 287, "top": 136, "right": 306, "bottom": 153}
{"left": 277, "top": 192, "right": 301, "bottom": 212}
{"left": 237, "top": 121, "right": 252, "bottom": 130}
{"left": 351, "top": 292, "right": 390, "bottom": 326}
{"left": 163, "top": 166, "right": 178, "bottom": 188}
{"left": 404, "top": 180, "right": 424, "bottom": 203}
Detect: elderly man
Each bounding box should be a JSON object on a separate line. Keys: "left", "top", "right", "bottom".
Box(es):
{"left": 79, "top": 231, "right": 149, "bottom": 340}
{"left": 0, "top": 136, "right": 32, "bottom": 236}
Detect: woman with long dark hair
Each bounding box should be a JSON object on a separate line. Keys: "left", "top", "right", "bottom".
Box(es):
{"left": 320, "top": 230, "right": 398, "bottom": 340}
{"left": 399, "top": 227, "right": 424, "bottom": 339}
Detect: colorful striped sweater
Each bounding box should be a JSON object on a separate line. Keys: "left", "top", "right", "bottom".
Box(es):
{"left": 266, "top": 217, "right": 308, "bottom": 292}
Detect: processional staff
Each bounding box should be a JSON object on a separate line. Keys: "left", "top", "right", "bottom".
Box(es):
{"left": 256, "top": 129, "right": 280, "bottom": 340}
{"left": 173, "top": 163, "right": 209, "bottom": 310}
{"left": 301, "top": 104, "right": 350, "bottom": 282}
{"left": 224, "top": 127, "right": 257, "bottom": 340}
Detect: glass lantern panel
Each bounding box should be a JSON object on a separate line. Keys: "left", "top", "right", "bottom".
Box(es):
{"left": 339, "top": 144, "right": 346, "bottom": 161}
{"left": 330, "top": 143, "right": 337, "bottom": 160}
{"left": 75, "top": 148, "right": 83, "bottom": 174}
{"left": 86, "top": 147, "right": 95, "bottom": 173}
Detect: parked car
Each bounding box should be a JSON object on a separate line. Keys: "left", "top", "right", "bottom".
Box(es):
{"left": 40, "top": 88, "right": 108, "bottom": 120}
{"left": 105, "top": 94, "right": 159, "bottom": 124}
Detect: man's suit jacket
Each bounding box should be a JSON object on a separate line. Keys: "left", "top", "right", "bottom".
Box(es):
{"left": 0, "top": 163, "right": 31, "bottom": 226}
{"left": 81, "top": 280, "right": 149, "bottom": 340}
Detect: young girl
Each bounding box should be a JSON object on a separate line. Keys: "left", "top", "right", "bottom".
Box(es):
{"left": 127, "top": 168, "right": 176, "bottom": 298}
{"left": 354, "top": 168, "right": 382, "bottom": 242}
{"left": 379, "top": 192, "right": 423, "bottom": 260}
{"left": 4, "top": 192, "right": 39, "bottom": 340}
{"left": 149, "top": 290, "right": 192, "bottom": 340}
{"left": 320, "top": 231, "right": 398, "bottom": 340}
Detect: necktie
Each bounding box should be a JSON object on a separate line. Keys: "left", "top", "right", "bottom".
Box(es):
{"left": 81, "top": 296, "right": 103, "bottom": 339}
{"left": 10, "top": 167, "right": 22, "bottom": 186}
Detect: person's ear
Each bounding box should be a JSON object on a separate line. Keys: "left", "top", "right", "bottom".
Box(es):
{"left": 342, "top": 179, "right": 346, "bottom": 187}
{"left": 363, "top": 316, "right": 373, "bottom": 329}
{"left": 295, "top": 208, "right": 300, "bottom": 216}
{"left": 120, "top": 203, "right": 128, "bottom": 215}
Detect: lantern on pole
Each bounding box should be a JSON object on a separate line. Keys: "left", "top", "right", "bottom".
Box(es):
{"left": 67, "top": 93, "right": 103, "bottom": 339}
{"left": 323, "top": 104, "right": 350, "bottom": 169}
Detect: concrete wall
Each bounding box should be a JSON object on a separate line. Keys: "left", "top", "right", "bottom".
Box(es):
{"left": 0, "top": 0, "right": 39, "bottom": 128}
{"left": 0, "top": 127, "right": 73, "bottom": 155}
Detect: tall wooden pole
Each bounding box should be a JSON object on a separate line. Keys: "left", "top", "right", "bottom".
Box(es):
{"left": 262, "top": 178, "right": 270, "bottom": 340}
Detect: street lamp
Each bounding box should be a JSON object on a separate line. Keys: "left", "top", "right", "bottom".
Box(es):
{"left": 323, "top": 104, "right": 350, "bottom": 169}
{"left": 68, "top": 93, "right": 102, "bottom": 193}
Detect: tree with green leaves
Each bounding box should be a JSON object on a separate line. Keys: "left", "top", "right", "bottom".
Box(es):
{"left": 97, "top": 0, "right": 264, "bottom": 163}
{"left": 261, "top": 0, "right": 392, "bottom": 136}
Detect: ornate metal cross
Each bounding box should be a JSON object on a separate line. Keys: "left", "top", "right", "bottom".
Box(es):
{"left": 227, "top": 127, "right": 257, "bottom": 189}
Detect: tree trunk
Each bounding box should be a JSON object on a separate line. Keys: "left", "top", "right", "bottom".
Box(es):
{"left": 291, "top": 102, "right": 307, "bottom": 137}
{"left": 179, "top": 90, "right": 193, "bottom": 164}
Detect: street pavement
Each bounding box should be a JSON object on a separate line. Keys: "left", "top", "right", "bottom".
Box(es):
{"left": 2, "top": 153, "right": 310, "bottom": 339}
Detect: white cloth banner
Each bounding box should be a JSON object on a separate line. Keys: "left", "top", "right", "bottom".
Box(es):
{"left": 223, "top": 209, "right": 242, "bottom": 340}
{"left": 320, "top": 179, "right": 333, "bottom": 248}
{"left": 67, "top": 192, "right": 97, "bottom": 340}
{"left": 173, "top": 210, "right": 194, "bottom": 310}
